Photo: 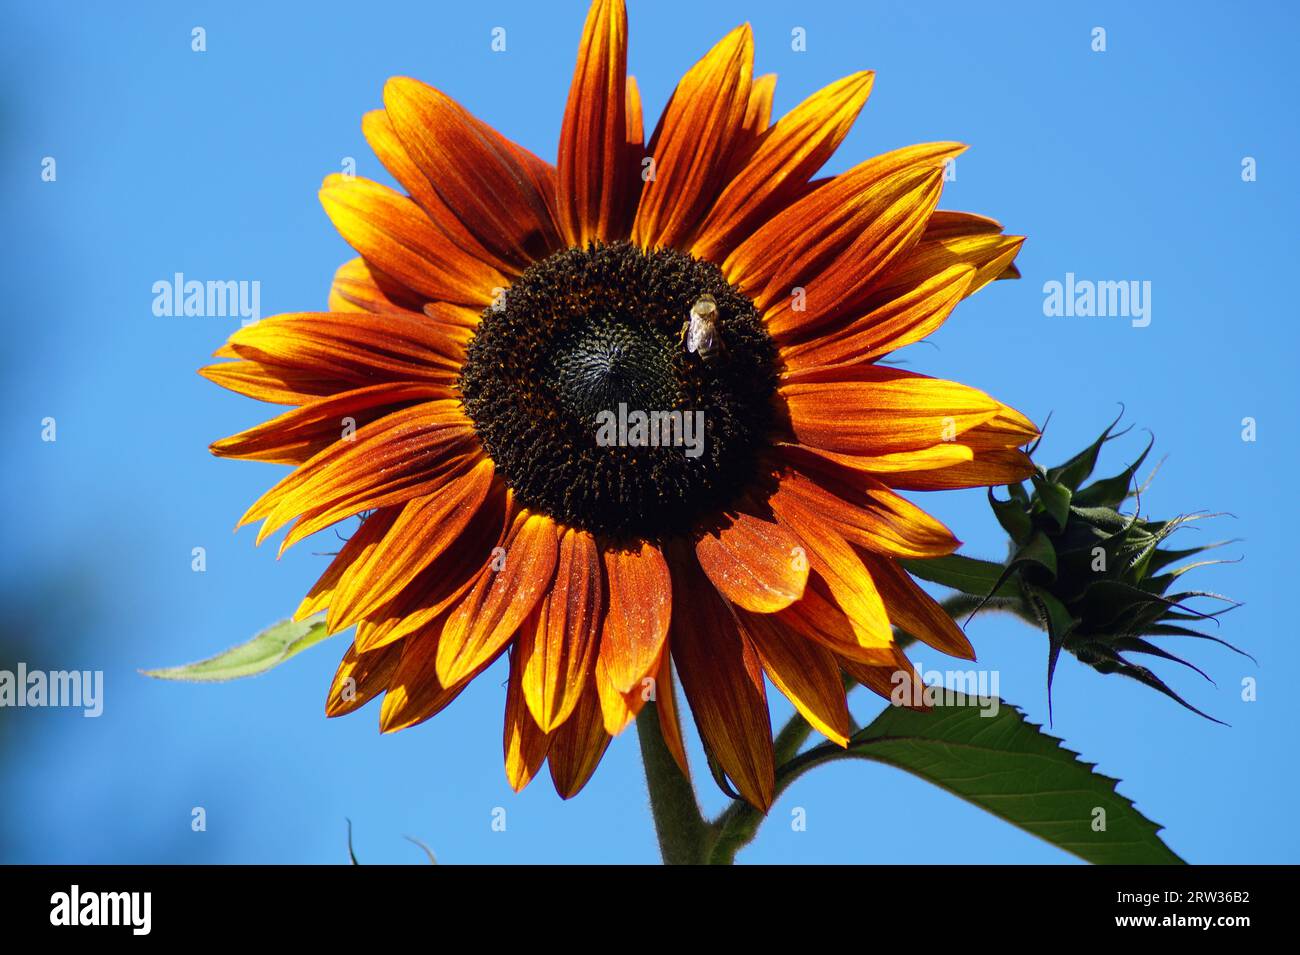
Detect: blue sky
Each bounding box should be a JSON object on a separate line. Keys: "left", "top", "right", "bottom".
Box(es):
{"left": 2, "top": 0, "right": 1297, "bottom": 863}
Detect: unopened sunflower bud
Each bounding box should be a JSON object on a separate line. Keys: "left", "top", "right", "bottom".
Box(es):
{"left": 979, "top": 414, "right": 1247, "bottom": 722}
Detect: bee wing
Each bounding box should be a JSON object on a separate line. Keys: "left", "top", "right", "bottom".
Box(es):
{"left": 687, "top": 319, "right": 717, "bottom": 354}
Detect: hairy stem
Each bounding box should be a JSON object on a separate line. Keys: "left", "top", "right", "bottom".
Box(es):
{"left": 636, "top": 703, "right": 714, "bottom": 864}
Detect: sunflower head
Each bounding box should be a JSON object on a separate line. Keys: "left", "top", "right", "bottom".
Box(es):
{"left": 986, "top": 416, "right": 1246, "bottom": 721}
{"left": 201, "top": 0, "right": 1038, "bottom": 810}
{"left": 458, "top": 240, "right": 778, "bottom": 542}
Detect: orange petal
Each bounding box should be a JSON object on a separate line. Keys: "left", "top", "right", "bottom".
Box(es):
{"left": 716, "top": 73, "right": 775, "bottom": 187}
{"left": 597, "top": 542, "right": 672, "bottom": 694}
{"left": 519, "top": 527, "right": 604, "bottom": 732}
{"left": 202, "top": 308, "right": 467, "bottom": 418}
{"left": 556, "top": 0, "right": 640, "bottom": 245}
{"left": 884, "top": 446, "right": 1035, "bottom": 491}
{"left": 669, "top": 555, "right": 774, "bottom": 811}
{"left": 652, "top": 653, "right": 690, "bottom": 778}
{"left": 694, "top": 509, "right": 807, "bottom": 613}
{"left": 869, "top": 222, "right": 1025, "bottom": 309}
{"left": 841, "top": 644, "right": 930, "bottom": 710}
{"left": 693, "top": 71, "right": 874, "bottom": 263}
{"left": 761, "top": 167, "right": 946, "bottom": 339}
{"left": 324, "top": 458, "right": 496, "bottom": 631}
{"left": 435, "top": 511, "right": 559, "bottom": 687}
{"left": 504, "top": 641, "right": 552, "bottom": 791}
{"left": 383, "top": 77, "right": 561, "bottom": 270}
{"left": 325, "top": 641, "right": 402, "bottom": 717}
{"left": 774, "top": 441, "right": 975, "bottom": 477}
{"left": 296, "top": 508, "right": 401, "bottom": 623}
{"left": 320, "top": 174, "right": 506, "bottom": 307}
{"left": 780, "top": 264, "right": 975, "bottom": 371}
{"left": 239, "top": 401, "right": 479, "bottom": 550}
{"left": 739, "top": 73, "right": 776, "bottom": 147}
{"left": 775, "top": 464, "right": 960, "bottom": 560}
{"left": 857, "top": 550, "right": 975, "bottom": 660}
{"left": 198, "top": 359, "right": 345, "bottom": 406}
{"left": 724, "top": 142, "right": 960, "bottom": 279}
{"left": 951, "top": 404, "right": 1039, "bottom": 450}
{"left": 626, "top": 74, "right": 644, "bottom": 147}
{"left": 379, "top": 613, "right": 500, "bottom": 733}
{"left": 593, "top": 623, "right": 671, "bottom": 739}
{"left": 362, "top": 109, "right": 521, "bottom": 279}
{"left": 223, "top": 311, "right": 467, "bottom": 382}
{"left": 632, "top": 24, "right": 754, "bottom": 250}
{"left": 768, "top": 482, "right": 894, "bottom": 652}
{"left": 777, "top": 575, "right": 898, "bottom": 666}
{"left": 210, "top": 382, "right": 454, "bottom": 465}
{"left": 781, "top": 365, "right": 1004, "bottom": 455}
{"left": 875, "top": 406, "right": 1038, "bottom": 491}
{"left": 548, "top": 677, "right": 612, "bottom": 799}
{"left": 724, "top": 142, "right": 962, "bottom": 310}
{"left": 328, "top": 257, "right": 426, "bottom": 314}
{"left": 923, "top": 210, "right": 1004, "bottom": 239}
{"left": 593, "top": 651, "right": 646, "bottom": 736}
{"left": 351, "top": 481, "right": 510, "bottom": 651}
{"left": 735, "top": 607, "right": 851, "bottom": 746}
{"left": 422, "top": 301, "right": 484, "bottom": 331}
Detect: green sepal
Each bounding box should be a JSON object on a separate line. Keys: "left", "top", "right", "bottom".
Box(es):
{"left": 1072, "top": 433, "right": 1155, "bottom": 508}
{"left": 1023, "top": 584, "right": 1078, "bottom": 720}
{"left": 704, "top": 748, "right": 743, "bottom": 803}
{"left": 1075, "top": 579, "right": 1182, "bottom": 631}
{"left": 1047, "top": 409, "right": 1128, "bottom": 491}
{"left": 1143, "top": 624, "right": 1255, "bottom": 661}
{"left": 1147, "top": 539, "right": 1239, "bottom": 575}
{"left": 1013, "top": 530, "right": 1059, "bottom": 581}
{"left": 1066, "top": 505, "right": 1134, "bottom": 534}
{"left": 1110, "top": 636, "right": 1213, "bottom": 684}
{"left": 1030, "top": 469, "right": 1073, "bottom": 532}
{"left": 1071, "top": 641, "right": 1226, "bottom": 725}
{"left": 959, "top": 530, "right": 1058, "bottom": 625}
{"left": 989, "top": 487, "right": 1034, "bottom": 544}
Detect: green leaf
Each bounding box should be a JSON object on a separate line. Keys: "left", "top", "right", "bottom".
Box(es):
{"left": 847, "top": 695, "right": 1183, "bottom": 864}
{"left": 901, "top": 555, "right": 1015, "bottom": 598}
{"left": 141, "top": 613, "right": 334, "bottom": 683}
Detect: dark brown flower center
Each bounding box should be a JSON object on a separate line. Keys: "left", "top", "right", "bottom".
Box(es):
{"left": 458, "top": 241, "right": 777, "bottom": 541}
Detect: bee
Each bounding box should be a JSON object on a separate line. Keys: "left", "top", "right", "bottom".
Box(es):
{"left": 680, "top": 293, "right": 724, "bottom": 365}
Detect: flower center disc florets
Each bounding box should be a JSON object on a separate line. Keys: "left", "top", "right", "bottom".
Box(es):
{"left": 459, "top": 241, "right": 777, "bottom": 542}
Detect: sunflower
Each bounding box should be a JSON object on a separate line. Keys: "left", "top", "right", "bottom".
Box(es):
{"left": 201, "top": 0, "right": 1035, "bottom": 811}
